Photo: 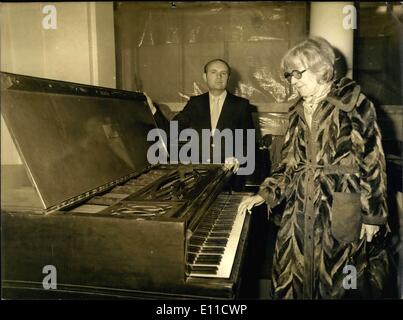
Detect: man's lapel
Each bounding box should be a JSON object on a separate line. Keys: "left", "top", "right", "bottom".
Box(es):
{"left": 216, "top": 92, "right": 232, "bottom": 130}
{"left": 197, "top": 92, "right": 211, "bottom": 130}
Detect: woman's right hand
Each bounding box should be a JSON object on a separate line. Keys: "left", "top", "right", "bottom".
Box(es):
{"left": 238, "top": 194, "right": 266, "bottom": 215}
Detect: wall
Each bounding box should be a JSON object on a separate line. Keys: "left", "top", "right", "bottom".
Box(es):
{"left": 310, "top": 2, "right": 354, "bottom": 78}
{"left": 115, "top": 2, "right": 308, "bottom": 112}
{"left": 0, "top": 2, "right": 116, "bottom": 165}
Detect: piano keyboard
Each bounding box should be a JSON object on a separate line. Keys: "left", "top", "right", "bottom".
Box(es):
{"left": 187, "top": 193, "right": 251, "bottom": 278}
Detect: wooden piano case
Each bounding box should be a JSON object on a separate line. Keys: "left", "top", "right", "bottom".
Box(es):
{"left": 1, "top": 72, "right": 252, "bottom": 299}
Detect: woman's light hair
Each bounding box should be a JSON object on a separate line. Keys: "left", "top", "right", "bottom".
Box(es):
{"left": 281, "top": 37, "right": 336, "bottom": 83}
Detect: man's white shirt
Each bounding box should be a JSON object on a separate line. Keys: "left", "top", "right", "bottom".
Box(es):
{"left": 209, "top": 90, "right": 227, "bottom": 133}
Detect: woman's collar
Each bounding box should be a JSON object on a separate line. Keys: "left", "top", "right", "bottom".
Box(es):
{"left": 325, "top": 77, "right": 361, "bottom": 112}
{"left": 293, "top": 77, "right": 361, "bottom": 119}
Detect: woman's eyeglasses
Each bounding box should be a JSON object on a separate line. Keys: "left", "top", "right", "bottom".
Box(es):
{"left": 284, "top": 69, "right": 307, "bottom": 82}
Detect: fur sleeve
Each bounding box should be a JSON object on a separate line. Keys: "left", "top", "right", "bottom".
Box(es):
{"left": 351, "top": 94, "right": 388, "bottom": 225}
{"left": 258, "top": 107, "right": 298, "bottom": 208}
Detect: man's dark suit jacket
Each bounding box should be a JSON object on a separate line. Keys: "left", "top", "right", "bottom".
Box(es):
{"left": 153, "top": 91, "right": 255, "bottom": 165}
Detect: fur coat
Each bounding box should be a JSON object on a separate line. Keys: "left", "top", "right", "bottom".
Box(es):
{"left": 259, "top": 78, "right": 390, "bottom": 299}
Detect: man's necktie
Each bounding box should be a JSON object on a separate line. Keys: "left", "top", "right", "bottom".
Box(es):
{"left": 211, "top": 97, "right": 220, "bottom": 131}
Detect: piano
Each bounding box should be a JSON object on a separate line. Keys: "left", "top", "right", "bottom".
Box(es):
{"left": 0, "top": 72, "right": 254, "bottom": 299}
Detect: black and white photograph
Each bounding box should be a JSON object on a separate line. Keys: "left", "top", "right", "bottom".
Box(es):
{"left": 1, "top": 0, "right": 402, "bottom": 306}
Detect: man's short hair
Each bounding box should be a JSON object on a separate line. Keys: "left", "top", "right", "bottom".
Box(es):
{"left": 204, "top": 59, "right": 231, "bottom": 75}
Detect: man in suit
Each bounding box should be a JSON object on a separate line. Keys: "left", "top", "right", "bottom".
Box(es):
{"left": 147, "top": 58, "right": 255, "bottom": 182}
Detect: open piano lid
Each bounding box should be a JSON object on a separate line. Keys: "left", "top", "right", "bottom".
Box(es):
{"left": 1, "top": 72, "right": 166, "bottom": 212}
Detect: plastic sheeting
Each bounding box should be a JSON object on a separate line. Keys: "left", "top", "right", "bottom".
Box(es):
{"left": 115, "top": 2, "right": 307, "bottom": 106}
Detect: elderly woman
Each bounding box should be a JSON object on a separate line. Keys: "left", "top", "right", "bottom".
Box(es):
{"left": 238, "top": 37, "right": 390, "bottom": 299}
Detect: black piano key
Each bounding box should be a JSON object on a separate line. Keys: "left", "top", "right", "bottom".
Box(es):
{"left": 198, "top": 225, "right": 214, "bottom": 230}
{"left": 200, "top": 213, "right": 215, "bottom": 219}
{"left": 202, "top": 217, "right": 218, "bottom": 222}
{"left": 196, "top": 228, "right": 211, "bottom": 234}
{"left": 187, "top": 253, "right": 197, "bottom": 264}
{"left": 196, "top": 253, "right": 222, "bottom": 259}
{"left": 213, "top": 222, "right": 232, "bottom": 227}
{"left": 214, "top": 222, "right": 233, "bottom": 227}
{"left": 195, "top": 257, "right": 221, "bottom": 265}
{"left": 189, "top": 267, "right": 218, "bottom": 275}
{"left": 201, "top": 247, "right": 225, "bottom": 254}
{"left": 208, "top": 213, "right": 219, "bottom": 217}
{"left": 189, "top": 238, "right": 205, "bottom": 246}
{"left": 219, "top": 215, "right": 236, "bottom": 219}
{"left": 206, "top": 235, "right": 229, "bottom": 240}
{"left": 189, "top": 264, "right": 218, "bottom": 271}
{"left": 212, "top": 210, "right": 222, "bottom": 214}
{"left": 200, "top": 221, "right": 216, "bottom": 225}
{"left": 196, "top": 253, "right": 223, "bottom": 261}
{"left": 194, "top": 256, "right": 221, "bottom": 263}
{"left": 197, "top": 229, "right": 213, "bottom": 234}
{"left": 209, "top": 230, "right": 230, "bottom": 236}
{"left": 216, "top": 214, "right": 234, "bottom": 219}
{"left": 205, "top": 239, "right": 228, "bottom": 246}
{"left": 217, "top": 211, "right": 238, "bottom": 219}
{"left": 206, "top": 234, "right": 227, "bottom": 239}
{"left": 210, "top": 208, "right": 221, "bottom": 213}
{"left": 198, "top": 223, "right": 214, "bottom": 229}
{"left": 216, "top": 224, "right": 234, "bottom": 229}
{"left": 216, "top": 218, "right": 235, "bottom": 223}
{"left": 202, "top": 244, "right": 226, "bottom": 248}
{"left": 196, "top": 255, "right": 222, "bottom": 262}
{"left": 188, "top": 245, "right": 201, "bottom": 252}
{"left": 193, "top": 231, "right": 209, "bottom": 237}
{"left": 209, "top": 210, "right": 221, "bottom": 213}
{"left": 212, "top": 227, "right": 232, "bottom": 232}
{"left": 191, "top": 235, "right": 207, "bottom": 240}
{"left": 192, "top": 259, "right": 220, "bottom": 266}
{"left": 221, "top": 211, "right": 237, "bottom": 216}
